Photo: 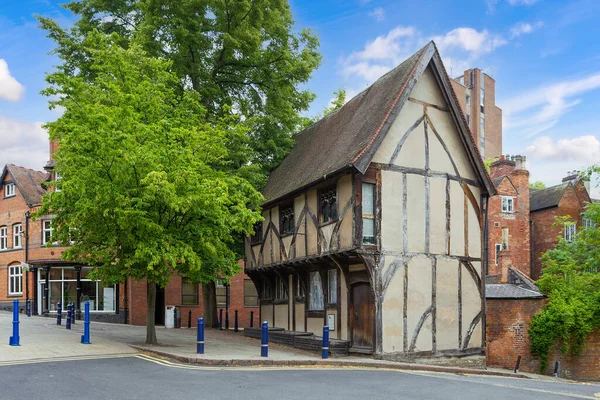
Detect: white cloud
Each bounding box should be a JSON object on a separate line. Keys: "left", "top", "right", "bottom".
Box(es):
{"left": 0, "top": 115, "right": 48, "bottom": 170}
{"left": 368, "top": 7, "right": 385, "bottom": 22}
{"left": 510, "top": 21, "right": 543, "bottom": 38}
{"left": 526, "top": 135, "right": 600, "bottom": 163}
{"left": 0, "top": 60, "right": 25, "bottom": 102}
{"left": 503, "top": 73, "right": 600, "bottom": 137}
{"left": 432, "top": 28, "right": 507, "bottom": 56}
{"left": 508, "top": 0, "right": 540, "bottom": 5}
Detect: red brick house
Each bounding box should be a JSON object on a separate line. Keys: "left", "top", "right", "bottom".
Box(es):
{"left": 1, "top": 141, "right": 259, "bottom": 328}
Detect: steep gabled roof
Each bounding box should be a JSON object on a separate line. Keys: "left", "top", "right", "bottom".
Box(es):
{"left": 0, "top": 164, "right": 48, "bottom": 206}
{"left": 261, "top": 41, "right": 495, "bottom": 205}
{"left": 492, "top": 175, "right": 519, "bottom": 194}
{"left": 530, "top": 182, "right": 570, "bottom": 212}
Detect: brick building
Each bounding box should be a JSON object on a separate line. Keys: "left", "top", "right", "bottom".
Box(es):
{"left": 451, "top": 68, "right": 503, "bottom": 159}
{"left": 0, "top": 141, "right": 259, "bottom": 328}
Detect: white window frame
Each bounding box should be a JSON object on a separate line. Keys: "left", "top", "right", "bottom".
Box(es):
{"left": 55, "top": 171, "right": 62, "bottom": 192}
{"left": 4, "top": 182, "right": 15, "bottom": 198}
{"left": 9, "top": 264, "right": 23, "bottom": 295}
{"left": 564, "top": 223, "right": 576, "bottom": 243}
{"left": 495, "top": 243, "right": 502, "bottom": 265}
{"left": 43, "top": 220, "right": 53, "bottom": 245}
{"left": 0, "top": 226, "right": 7, "bottom": 250}
{"left": 362, "top": 183, "right": 376, "bottom": 245}
{"left": 13, "top": 224, "right": 22, "bottom": 249}
{"left": 501, "top": 196, "right": 515, "bottom": 213}
{"left": 583, "top": 218, "right": 595, "bottom": 229}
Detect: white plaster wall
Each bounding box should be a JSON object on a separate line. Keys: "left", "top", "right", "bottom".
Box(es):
{"left": 372, "top": 100, "right": 423, "bottom": 164}
{"left": 337, "top": 174, "right": 354, "bottom": 249}
{"left": 274, "top": 304, "right": 288, "bottom": 329}
{"left": 461, "top": 262, "right": 481, "bottom": 348}
{"left": 321, "top": 223, "right": 335, "bottom": 252}
{"left": 306, "top": 189, "right": 318, "bottom": 254}
{"left": 406, "top": 174, "right": 426, "bottom": 253}
{"left": 449, "top": 180, "right": 465, "bottom": 257}
{"left": 381, "top": 170, "right": 403, "bottom": 252}
{"left": 435, "top": 258, "right": 459, "bottom": 350}
{"left": 306, "top": 317, "right": 323, "bottom": 336}
{"left": 429, "top": 177, "right": 447, "bottom": 255}
{"left": 295, "top": 303, "right": 305, "bottom": 332}
{"left": 261, "top": 305, "right": 273, "bottom": 326}
{"left": 282, "top": 236, "right": 292, "bottom": 260}
{"left": 406, "top": 257, "right": 433, "bottom": 352}
{"left": 294, "top": 195, "right": 306, "bottom": 258}
{"left": 382, "top": 256, "right": 404, "bottom": 353}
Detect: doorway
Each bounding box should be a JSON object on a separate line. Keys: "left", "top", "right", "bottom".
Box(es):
{"left": 350, "top": 282, "right": 375, "bottom": 351}
{"left": 155, "top": 285, "right": 165, "bottom": 325}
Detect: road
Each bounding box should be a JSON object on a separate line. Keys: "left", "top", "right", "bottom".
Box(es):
{"left": 1, "top": 355, "right": 599, "bottom": 400}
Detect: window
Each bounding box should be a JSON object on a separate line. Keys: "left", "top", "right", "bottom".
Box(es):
{"left": 319, "top": 185, "right": 338, "bottom": 224}
{"left": 362, "top": 183, "right": 376, "bottom": 245}
{"left": 279, "top": 203, "right": 295, "bottom": 235}
{"left": 0, "top": 226, "right": 7, "bottom": 250}
{"left": 328, "top": 269, "right": 337, "bottom": 304}
{"left": 466, "top": 94, "right": 470, "bottom": 105}
{"left": 54, "top": 171, "right": 62, "bottom": 192}
{"left": 564, "top": 223, "right": 576, "bottom": 243}
{"left": 216, "top": 280, "right": 227, "bottom": 306}
{"left": 250, "top": 222, "right": 263, "bottom": 245}
{"left": 309, "top": 271, "right": 324, "bottom": 310}
{"left": 275, "top": 277, "right": 287, "bottom": 301}
{"left": 501, "top": 196, "right": 514, "bottom": 213}
{"left": 9, "top": 264, "right": 22, "bottom": 295}
{"left": 42, "top": 220, "right": 54, "bottom": 245}
{"left": 467, "top": 115, "right": 471, "bottom": 125}
{"left": 495, "top": 243, "right": 502, "bottom": 265}
{"left": 243, "top": 280, "right": 259, "bottom": 307}
{"left": 295, "top": 274, "right": 305, "bottom": 298}
{"left": 181, "top": 278, "right": 199, "bottom": 305}
{"left": 501, "top": 227, "right": 509, "bottom": 250}
{"left": 261, "top": 279, "right": 272, "bottom": 300}
{"left": 13, "top": 224, "right": 22, "bottom": 249}
{"left": 4, "top": 182, "right": 15, "bottom": 197}
{"left": 583, "top": 218, "right": 595, "bottom": 229}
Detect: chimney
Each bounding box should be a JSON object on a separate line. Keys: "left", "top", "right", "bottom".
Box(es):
{"left": 489, "top": 155, "right": 515, "bottom": 180}
{"left": 513, "top": 155, "right": 527, "bottom": 171}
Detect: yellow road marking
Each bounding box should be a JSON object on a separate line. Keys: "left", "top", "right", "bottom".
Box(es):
{"left": 0, "top": 353, "right": 137, "bottom": 367}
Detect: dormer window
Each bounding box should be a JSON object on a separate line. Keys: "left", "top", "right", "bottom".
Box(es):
{"left": 4, "top": 183, "right": 15, "bottom": 198}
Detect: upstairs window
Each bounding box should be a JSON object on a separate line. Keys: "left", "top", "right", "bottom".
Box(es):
{"left": 181, "top": 278, "right": 199, "bottom": 306}
{"left": 43, "top": 220, "right": 53, "bottom": 245}
{"left": 583, "top": 218, "right": 595, "bottom": 229}
{"left": 0, "top": 226, "right": 7, "bottom": 250}
{"left": 279, "top": 203, "right": 295, "bottom": 236}
{"left": 4, "top": 183, "right": 15, "bottom": 198}
{"left": 564, "top": 223, "right": 576, "bottom": 243}
{"left": 501, "top": 196, "right": 514, "bottom": 213}
{"left": 319, "top": 185, "right": 338, "bottom": 224}
{"left": 495, "top": 243, "right": 502, "bottom": 265}
{"left": 9, "top": 264, "right": 22, "bottom": 295}
{"left": 501, "top": 227, "right": 509, "bottom": 250}
{"left": 466, "top": 94, "right": 470, "bottom": 105}
{"left": 261, "top": 279, "right": 272, "bottom": 300}
{"left": 250, "top": 222, "right": 263, "bottom": 245}
{"left": 362, "top": 183, "right": 376, "bottom": 245}
{"left": 55, "top": 171, "right": 62, "bottom": 192}
{"left": 13, "top": 224, "right": 22, "bottom": 249}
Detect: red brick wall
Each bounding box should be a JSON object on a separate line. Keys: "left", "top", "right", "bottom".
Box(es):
{"left": 530, "top": 184, "right": 585, "bottom": 280}
{"left": 486, "top": 298, "right": 544, "bottom": 373}
{"left": 547, "top": 328, "right": 600, "bottom": 380}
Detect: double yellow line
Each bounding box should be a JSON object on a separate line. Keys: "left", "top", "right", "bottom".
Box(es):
{"left": 0, "top": 353, "right": 137, "bottom": 367}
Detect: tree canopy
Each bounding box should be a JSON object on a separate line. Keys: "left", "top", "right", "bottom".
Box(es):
{"left": 37, "top": 32, "right": 262, "bottom": 343}
{"left": 529, "top": 181, "right": 546, "bottom": 190}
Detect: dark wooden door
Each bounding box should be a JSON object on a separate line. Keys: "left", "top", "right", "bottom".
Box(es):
{"left": 350, "top": 283, "right": 374, "bottom": 350}
{"left": 155, "top": 285, "right": 165, "bottom": 325}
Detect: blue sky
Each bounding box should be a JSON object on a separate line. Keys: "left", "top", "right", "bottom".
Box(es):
{"left": 1, "top": 0, "right": 599, "bottom": 196}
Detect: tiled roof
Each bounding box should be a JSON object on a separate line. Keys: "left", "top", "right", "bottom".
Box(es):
{"left": 486, "top": 284, "right": 544, "bottom": 299}
{"left": 3, "top": 164, "right": 48, "bottom": 206}
{"left": 261, "top": 42, "right": 495, "bottom": 205}
{"left": 530, "top": 182, "right": 570, "bottom": 212}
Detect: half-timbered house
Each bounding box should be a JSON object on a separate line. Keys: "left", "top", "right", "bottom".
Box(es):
{"left": 244, "top": 42, "right": 495, "bottom": 360}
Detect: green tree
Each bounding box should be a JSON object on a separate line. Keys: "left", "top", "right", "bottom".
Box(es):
{"left": 530, "top": 181, "right": 546, "bottom": 190}
{"left": 38, "top": 0, "right": 321, "bottom": 327}
{"left": 529, "top": 207, "right": 600, "bottom": 372}
{"left": 37, "top": 32, "right": 262, "bottom": 344}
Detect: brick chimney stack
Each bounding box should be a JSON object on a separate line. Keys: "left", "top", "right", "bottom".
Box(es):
{"left": 49, "top": 139, "right": 59, "bottom": 158}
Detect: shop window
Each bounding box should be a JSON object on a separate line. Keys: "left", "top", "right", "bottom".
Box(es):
{"left": 327, "top": 269, "right": 337, "bottom": 304}
{"left": 319, "top": 185, "right": 338, "bottom": 224}
{"left": 182, "top": 278, "right": 199, "bottom": 305}
{"left": 309, "top": 271, "right": 324, "bottom": 310}
{"left": 0, "top": 226, "right": 7, "bottom": 250}
{"left": 279, "top": 203, "right": 295, "bottom": 235}
{"left": 216, "top": 280, "right": 227, "bottom": 306}
{"left": 275, "top": 276, "right": 287, "bottom": 301}
{"left": 362, "top": 183, "right": 376, "bottom": 245}
{"left": 243, "top": 280, "right": 259, "bottom": 307}
{"left": 9, "top": 264, "right": 22, "bottom": 295}
{"left": 13, "top": 224, "right": 22, "bottom": 249}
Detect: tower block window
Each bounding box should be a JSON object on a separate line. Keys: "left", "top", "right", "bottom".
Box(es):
{"left": 319, "top": 186, "right": 338, "bottom": 223}
{"left": 362, "top": 183, "right": 376, "bottom": 245}
{"left": 279, "top": 203, "right": 295, "bottom": 235}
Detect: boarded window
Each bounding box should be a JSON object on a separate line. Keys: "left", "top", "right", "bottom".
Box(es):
{"left": 244, "top": 280, "right": 259, "bottom": 307}
{"left": 495, "top": 243, "right": 502, "bottom": 265}
{"left": 309, "top": 272, "right": 324, "bottom": 310}
{"left": 502, "top": 227, "right": 509, "bottom": 250}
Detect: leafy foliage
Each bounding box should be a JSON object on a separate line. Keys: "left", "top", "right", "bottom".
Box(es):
{"left": 529, "top": 205, "right": 600, "bottom": 372}
{"left": 529, "top": 181, "right": 546, "bottom": 189}
{"left": 36, "top": 33, "right": 263, "bottom": 341}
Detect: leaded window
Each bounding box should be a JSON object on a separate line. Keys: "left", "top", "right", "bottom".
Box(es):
{"left": 275, "top": 277, "right": 287, "bottom": 301}
{"left": 309, "top": 271, "right": 324, "bottom": 310}
{"left": 279, "top": 203, "right": 295, "bottom": 235}
{"left": 319, "top": 186, "right": 338, "bottom": 224}
{"left": 250, "top": 222, "right": 263, "bottom": 245}
{"left": 362, "top": 183, "right": 375, "bottom": 245}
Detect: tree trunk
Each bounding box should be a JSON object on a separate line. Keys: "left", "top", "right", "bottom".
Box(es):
{"left": 146, "top": 282, "right": 158, "bottom": 344}
{"left": 202, "top": 282, "right": 218, "bottom": 328}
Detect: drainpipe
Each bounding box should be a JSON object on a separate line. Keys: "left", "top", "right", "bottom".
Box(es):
{"left": 25, "top": 211, "right": 30, "bottom": 300}
{"left": 482, "top": 196, "right": 489, "bottom": 351}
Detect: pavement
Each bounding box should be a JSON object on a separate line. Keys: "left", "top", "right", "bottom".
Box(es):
{"left": 3, "top": 356, "right": 600, "bottom": 400}
{"left": 0, "top": 311, "right": 587, "bottom": 383}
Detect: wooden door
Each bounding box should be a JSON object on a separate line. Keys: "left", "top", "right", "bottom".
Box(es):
{"left": 350, "top": 283, "right": 374, "bottom": 350}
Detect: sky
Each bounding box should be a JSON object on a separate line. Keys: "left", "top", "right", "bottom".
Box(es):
{"left": 0, "top": 0, "right": 599, "bottom": 197}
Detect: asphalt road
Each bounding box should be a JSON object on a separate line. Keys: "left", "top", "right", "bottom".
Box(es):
{"left": 1, "top": 355, "right": 599, "bottom": 400}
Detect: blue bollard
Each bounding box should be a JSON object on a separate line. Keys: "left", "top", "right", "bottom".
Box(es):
{"left": 70, "top": 303, "right": 76, "bottom": 324}
{"left": 66, "top": 303, "right": 72, "bottom": 330}
{"left": 81, "top": 301, "right": 91, "bottom": 344}
{"left": 219, "top": 309, "right": 223, "bottom": 330}
{"left": 261, "top": 321, "right": 268, "bottom": 357}
{"left": 57, "top": 301, "right": 62, "bottom": 325}
{"left": 26, "top": 298, "right": 31, "bottom": 317}
{"left": 322, "top": 325, "right": 329, "bottom": 359}
{"left": 9, "top": 299, "right": 20, "bottom": 346}
{"left": 197, "top": 318, "right": 204, "bottom": 354}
